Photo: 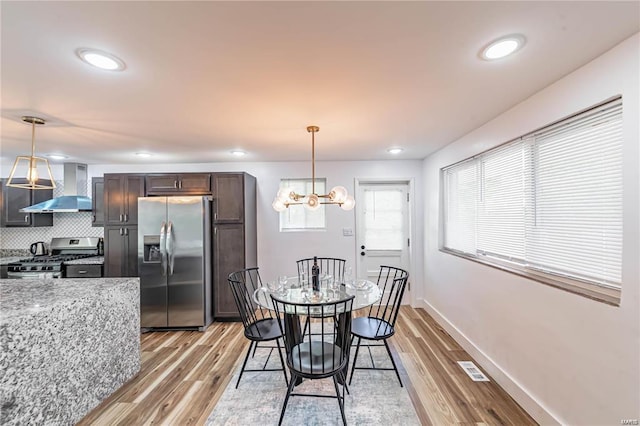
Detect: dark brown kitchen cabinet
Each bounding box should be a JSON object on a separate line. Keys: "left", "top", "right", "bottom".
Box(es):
{"left": 103, "top": 174, "right": 145, "bottom": 226}
{"left": 103, "top": 225, "right": 138, "bottom": 277}
{"left": 212, "top": 173, "right": 257, "bottom": 320}
{"left": 103, "top": 174, "right": 143, "bottom": 277}
{"left": 65, "top": 264, "right": 103, "bottom": 278}
{"left": 91, "top": 177, "right": 104, "bottom": 227}
{"left": 212, "top": 173, "right": 245, "bottom": 223}
{"left": 213, "top": 224, "right": 245, "bottom": 319}
{"left": 145, "top": 173, "right": 211, "bottom": 195}
{"left": 0, "top": 179, "right": 53, "bottom": 227}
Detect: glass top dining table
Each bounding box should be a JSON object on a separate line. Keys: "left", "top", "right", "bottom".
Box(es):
{"left": 253, "top": 276, "right": 382, "bottom": 312}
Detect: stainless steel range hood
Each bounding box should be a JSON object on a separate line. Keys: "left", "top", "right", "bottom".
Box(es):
{"left": 20, "top": 163, "right": 92, "bottom": 213}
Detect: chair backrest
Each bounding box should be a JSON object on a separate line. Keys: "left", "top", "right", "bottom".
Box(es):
{"left": 367, "top": 266, "right": 409, "bottom": 330}
{"left": 228, "top": 267, "right": 273, "bottom": 331}
{"left": 271, "top": 295, "right": 355, "bottom": 377}
{"left": 296, "top": 257, "right": 346, "bottom": 283}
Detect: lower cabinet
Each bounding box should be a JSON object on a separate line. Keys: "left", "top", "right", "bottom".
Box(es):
{"left": 65, "top": 264, "right": 103, "bottom": 278}
{"left": 213, "top": 224, "right": 245, "bottom": 319}
{"left": 104, "top": 226, "right": 138, "bottom": 277}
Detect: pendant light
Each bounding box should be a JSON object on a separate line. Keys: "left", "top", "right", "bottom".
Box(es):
{"left": 6, "top": 116, "right": 56, "bottom": 190}
{"left": 272, "top": 126, "right": 355, "bottom": 212}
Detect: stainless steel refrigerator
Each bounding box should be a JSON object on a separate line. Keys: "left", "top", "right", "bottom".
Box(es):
{"left": 138, "top": 196, "right": 213, "bottom": 330}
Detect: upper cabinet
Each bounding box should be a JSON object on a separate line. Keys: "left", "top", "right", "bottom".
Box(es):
{"left": 103, "top": 174, "right": 145, "bottom": 226}
{"left": 145, "top": 173, "right": 211, "bottom": 195}
{"left": 92, "top": 177, "right": 104, "bottom": 227}
{"left": 212, "top": 173, "right": 246, "bottom": 223}
{"left": 0, "top": 179, "right": 54, "bottom": 227}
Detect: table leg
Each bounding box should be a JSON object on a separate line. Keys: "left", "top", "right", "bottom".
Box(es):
{"left": 283, "top": 313, "right": 303, "bottom": 386}
{"left": 335, "top": 312, "right": 352, "bottom": 385}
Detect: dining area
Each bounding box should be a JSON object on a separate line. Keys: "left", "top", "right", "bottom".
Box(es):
{"left": 222, "top": 257, "right": 411, "bottom": 425}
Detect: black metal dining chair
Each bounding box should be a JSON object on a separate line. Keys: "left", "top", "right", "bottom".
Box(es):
{"left": 348, "top": 265, "right": 409, "bottom": 387}
{"left": 228, "top": 267, "right": 288, "bottom": 388}
{"left": 296, "top": 257, "right": 347, "bottom": 336}
{"left": 271, "top": 294, "right": 355, "bottom": 426}
{"left": 296, "top": 257, "right": 347, "bottom": 284}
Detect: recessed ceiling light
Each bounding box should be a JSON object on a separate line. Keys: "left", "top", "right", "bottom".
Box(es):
{"left": 76, "top": 48, "right": 126, "bottom": 71}
{"left": 135, "top": 152, "right": 152, "bottom": 158}
{"left": 47, "top": 154, "right": 68, "bottom": 160}
{"left": 230, "top": 150, "right": 246, "bottom": 157}
{"left": 387, "top": 147, "right": 403, "bottom": 155}
{"left": 480, "top": 34, "right": 526, "bottom": 61}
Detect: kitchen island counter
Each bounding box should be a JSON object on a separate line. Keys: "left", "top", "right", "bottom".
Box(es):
{"left": 0, "top": 278, "right": 140, "bottom": 425}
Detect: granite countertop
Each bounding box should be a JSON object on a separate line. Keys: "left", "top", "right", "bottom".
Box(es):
{"left": 0, "top": 278, "right": 138, "bottom": 321}
{"left": 0, "top": 257, "right": 27, "bottom": 266}
{"left": 64, "top": 256, "right": 104, "bottom": 265}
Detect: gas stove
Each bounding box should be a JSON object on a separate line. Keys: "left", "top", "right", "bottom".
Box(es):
{"left": 7, "top": 237, "right": 101, "bottom": 278}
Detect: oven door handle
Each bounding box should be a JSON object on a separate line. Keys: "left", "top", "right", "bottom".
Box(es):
{"left": 167, "top": 221, "right": 175, "bottom": 276}
{"left": 159, "top": 221, "right": 167, "bottom": 276}
{"left": 7, "top": 271, "right": 61, "bottom": 279}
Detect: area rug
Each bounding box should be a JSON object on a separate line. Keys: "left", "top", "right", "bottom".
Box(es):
{"left": 206, "top": 342, "right": 420, "bottom": 426}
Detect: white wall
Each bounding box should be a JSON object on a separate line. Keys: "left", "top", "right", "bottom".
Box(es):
{"left": 90, "top": 159, "right": 424, "bottom": 305}
{"left": 1, "top": 159, "right": 423, "bottom": 298}
{"left": 420, "top": 34, "right": 639, "bottom": 424}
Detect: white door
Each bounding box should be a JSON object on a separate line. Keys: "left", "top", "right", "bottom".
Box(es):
{"left": 355, "top": 181, "right": 411, "bottom": 302}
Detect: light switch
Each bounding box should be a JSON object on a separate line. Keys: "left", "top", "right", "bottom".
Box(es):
{"left": 342, "top": 228, "right": 354, "bottom": 236}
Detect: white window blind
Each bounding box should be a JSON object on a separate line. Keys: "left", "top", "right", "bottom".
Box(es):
{"left": 442, "top": 97, "right": 623, "bottom": 290}
{"left": 444, "top": 160, "right": 477, "bottom": 254}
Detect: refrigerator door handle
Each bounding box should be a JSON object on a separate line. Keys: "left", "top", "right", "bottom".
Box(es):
{"left": 167, "top": 221, "right": 175, "bottom": 276}
{"left": 160, "top": 221, "right": 167, "bottom": 276}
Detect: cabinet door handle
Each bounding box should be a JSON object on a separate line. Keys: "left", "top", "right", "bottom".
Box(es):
{"left": 124, "top": 228, "right": 128, "bottom": 236}
{"left": 78, "top": 270, "right": 87, "bottom": 274}
{"left": 214, "top": 212, "right": 217, "bottom": 221}
{"left": 124, "top": 213, "right": 128, "bottom": 223}
{"left": 174, "top": 180, "right": 178, "bottom": 189}
{"left": 119, "top": 228, "right": 124, "bottom": 236}
{"left": 179, "top": 180, "right": 182, "bottom": 189}
{"left": 119, "top": 213, "right": 123, "bottom": 222}
{"left": 24, "top": 215, "right": 29, "bottom": 223}
{"left": 92, "top": 214, "right": 96, "bottom": 223}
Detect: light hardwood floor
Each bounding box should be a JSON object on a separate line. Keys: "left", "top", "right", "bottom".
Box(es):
{"left": 78, "top": 306, "right": 537, "bottom": 425}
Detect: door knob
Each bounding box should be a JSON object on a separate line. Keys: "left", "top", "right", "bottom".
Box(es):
{"left": 360, "top": 251, "right": 365, "bottom": 256}
{"left": 361, "top": 245, "right": 365, "bottom": 249}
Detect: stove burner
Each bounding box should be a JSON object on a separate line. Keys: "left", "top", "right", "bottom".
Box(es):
{"left": 8, "top": 254, "right": 99, "bottom": 274}
{"left": 8, "top": 237, "right": 101, "bottom": 277}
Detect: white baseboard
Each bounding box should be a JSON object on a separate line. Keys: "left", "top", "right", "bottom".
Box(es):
{"left": 416, "top": 298, "right": 562, "bottom": 425}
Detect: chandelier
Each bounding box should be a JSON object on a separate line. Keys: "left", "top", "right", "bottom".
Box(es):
{"left": 272, "top": 126, "right": 355, "bottom": 211}
{"left": 6, "top": 116, "right": 56, "bottom": 190}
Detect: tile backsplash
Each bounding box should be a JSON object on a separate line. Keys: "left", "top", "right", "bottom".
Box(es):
{"left": 0, "top": 212, "right": 103, "bottom": 250}
{"left": 0, "top": 179, "right": 103, "bottom": 250}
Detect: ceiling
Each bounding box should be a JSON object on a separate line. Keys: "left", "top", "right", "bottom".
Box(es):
{"left": 1, "top": 1, "right": 638, "bottom": 165}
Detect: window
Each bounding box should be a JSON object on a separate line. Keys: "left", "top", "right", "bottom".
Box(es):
{"left": 363, "top": 187, "right": 405, "bottom": 250}
{"left": 279, "top": 178, "right": 326, "bottom": 231}
{"left": 442, "top": 97, "right": 623, "bottom": 304}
